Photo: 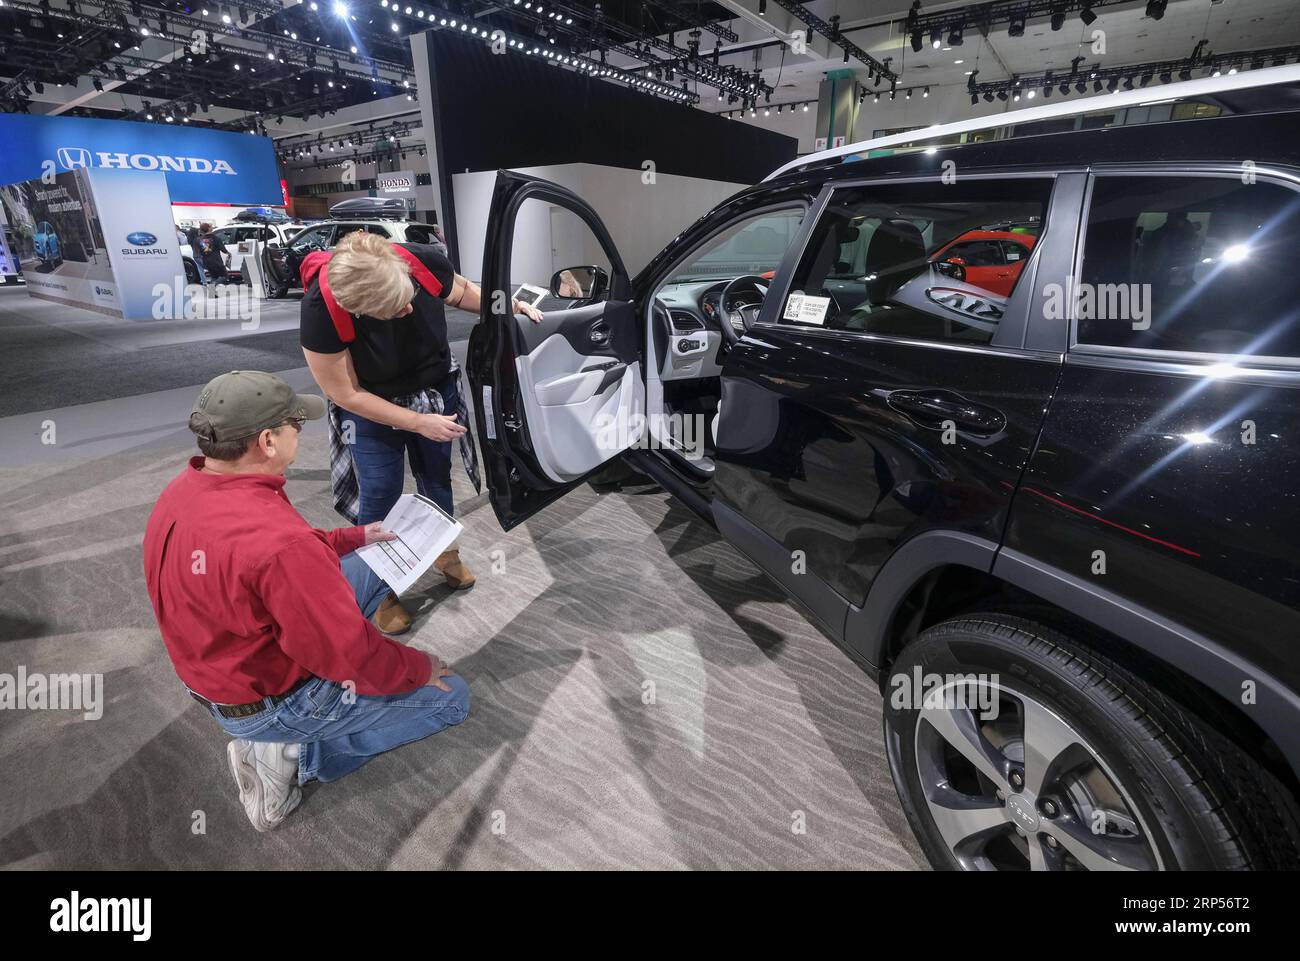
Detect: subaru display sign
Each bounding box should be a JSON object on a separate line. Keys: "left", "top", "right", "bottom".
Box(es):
{"left": 0, "top": 114, "right": 282, "bottom": 206}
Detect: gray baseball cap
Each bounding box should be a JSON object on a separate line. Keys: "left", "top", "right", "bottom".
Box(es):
{"left": 189, "top": 370, "right": 326, "bottom": 442}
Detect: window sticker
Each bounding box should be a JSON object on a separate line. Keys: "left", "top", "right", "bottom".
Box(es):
{"left": 784, "top": 293, "right": 831, "bottom": 325}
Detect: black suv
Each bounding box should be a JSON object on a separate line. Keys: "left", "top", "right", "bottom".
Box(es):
{"left": 466, "top": 105, "right": 1300, "bottom": 871}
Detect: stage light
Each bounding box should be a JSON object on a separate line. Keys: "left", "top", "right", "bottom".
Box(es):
{"left": 1080, "top": 4, "right": 1097, "bottom": 26}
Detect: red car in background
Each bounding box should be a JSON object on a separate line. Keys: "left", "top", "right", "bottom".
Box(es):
{"left": 930, "top": 229, "right": 1038, "bottom": 297}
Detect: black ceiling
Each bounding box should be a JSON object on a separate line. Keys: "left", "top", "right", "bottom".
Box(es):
{"left": 0, "top": 0, "right": 746, "bottom": 127}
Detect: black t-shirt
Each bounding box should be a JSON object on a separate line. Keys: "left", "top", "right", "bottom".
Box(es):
{"left": 299, "top": 243, "right": 457, "bottom": 397}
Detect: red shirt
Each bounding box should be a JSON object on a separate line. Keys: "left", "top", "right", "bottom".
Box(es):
{"left": 143, "top": 457, "right": 431, "bottom": 703}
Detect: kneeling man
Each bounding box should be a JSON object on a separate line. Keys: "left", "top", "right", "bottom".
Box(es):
{"left": 143, "top": 370, "right": 468, "bottom": 831}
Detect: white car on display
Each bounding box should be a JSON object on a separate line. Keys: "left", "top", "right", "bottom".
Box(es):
{"left": 264, "top": 197, "right": 449, "bottom": 297}
{"left": 178, "top": 208, "right": 300, "bottom": 286}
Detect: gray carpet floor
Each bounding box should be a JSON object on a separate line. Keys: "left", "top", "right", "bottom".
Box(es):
{"left": 0, "top": 294, "right": 922, "bottom": 869}
{"left": 0, "top": 426, "right": 922, "bottom": 869}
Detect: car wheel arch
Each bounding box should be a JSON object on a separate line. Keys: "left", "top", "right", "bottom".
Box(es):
{"left": 856, "top": 534, "right": 1300, "bottom": 796}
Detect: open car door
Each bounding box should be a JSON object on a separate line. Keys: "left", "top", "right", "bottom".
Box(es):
{"left": 467, "top": 170, "right": 644, "bottom": 530}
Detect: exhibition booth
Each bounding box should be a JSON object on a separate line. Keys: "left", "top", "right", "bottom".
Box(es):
{"left": 0, "top": 114, "right": 283, "bottom": 319}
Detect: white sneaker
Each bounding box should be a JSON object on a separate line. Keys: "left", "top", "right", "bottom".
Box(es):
{"left": 227, "top": 739, "right": 302, "bottom": 832}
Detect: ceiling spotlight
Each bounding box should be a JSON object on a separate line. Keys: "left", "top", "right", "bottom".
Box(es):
{"left": 947, "top": 26, "right": 963, "bottom": 46}
{"left": 1050, "top": 7, "right": 1065, "bottom": 31}
{"left": 970, "top": 93, "right": 978, "bottom": 105}
{"left": 1080, "top": 4, "right": 1097, "bottom": 27}
{"left": 982, "top": 91, "right": 993, "bottom": 102}
{"left": 1107, "top": 76, "right": 1119, "bottom": 91}
{"left": 930, "top": 28, "right": 942, "bottom": 49}
{"left": 1145, "top": 0, "right": 1167, "bottom": 21}
{"left": 333, "top": 0, "right": 347, "bottom": 14}
{"left": 1076, "top": 80, "right": 1087, "bottom": 93}
{"left": 1179, "top": 67, "right": 1191, "bottom": 81}
{"left": 1008, "top": 13, "right": 1025, "bottom": 37}
{"left": 1122, "top": 76, "right": 1134, "bottom": 90}
{"left": 910, "top": 30, "right": 922, "bottom": 53}
{"left": 923, "top": 86, "right": 929, "bottom": 98}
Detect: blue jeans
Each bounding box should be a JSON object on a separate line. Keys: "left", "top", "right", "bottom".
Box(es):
{"left": 343, "top": 373, "right": 458, "bottom": 524}
{"left": 209, "top": 551, "right": 470, "bottom": 784}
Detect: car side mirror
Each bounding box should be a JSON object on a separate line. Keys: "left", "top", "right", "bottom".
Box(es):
{"left": 549, "top": 265, "right": 608, "bottom": 300}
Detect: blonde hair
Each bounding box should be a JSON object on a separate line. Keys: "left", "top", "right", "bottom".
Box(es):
{"left": 328, "top": 231, "right": 415, "bottom": 319}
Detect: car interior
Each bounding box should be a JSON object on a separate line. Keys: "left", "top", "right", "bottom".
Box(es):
{"left": 647, "top": 207, "right": 806, "bottom": 475}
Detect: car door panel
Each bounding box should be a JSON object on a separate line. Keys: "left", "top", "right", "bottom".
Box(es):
{"left": 467, "top": 170, "right": 642, "bottom": 530}
{"left": 710, "top": 175, "right": 1078, "bottom": 654}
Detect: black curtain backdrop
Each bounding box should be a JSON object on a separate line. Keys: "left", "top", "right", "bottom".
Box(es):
{"left": 421, "top": 30, "right": 797, "bottom": 265}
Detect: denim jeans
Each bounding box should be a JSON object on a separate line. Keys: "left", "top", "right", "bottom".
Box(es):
{"left": 343, "top": 373, "right": 458, "bottom": 525}
{"left": 208, "top": 550, "right": 470, "bottom": 784}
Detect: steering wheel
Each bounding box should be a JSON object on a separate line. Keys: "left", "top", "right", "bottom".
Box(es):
{"left": 717, "top": 274, "right": 769, "bottom": 347}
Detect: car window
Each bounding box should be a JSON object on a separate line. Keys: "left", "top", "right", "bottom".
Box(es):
{"left": 334, "top": 224, "right": 366, "bottom": 242}
{"left": 402, "top": 225, "right": 431, "bottom": 244}
{"left": 944, "top": 239, "right": 1005, "bottom": 267}
{"left": 780, "top": 179, "right": 1050, "bottom": 343}
{"left": 1002, "top": 240, "right": 1030, "bottom": 262}
{"left": 1078, "top": 176, "right": 1300, "bottom": 358}
{"left": 290, "top": 225, "right": 333, "bottom": 252}
{"left": 665, "top": 208, "right": 805, "bottom": 284}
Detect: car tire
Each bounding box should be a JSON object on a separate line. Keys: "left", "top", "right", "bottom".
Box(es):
{"left": 183, "top": 259, "right": 201, "bottom": 285}
{"left": 883, "top": 612, "right": 1300, "bottom": 870}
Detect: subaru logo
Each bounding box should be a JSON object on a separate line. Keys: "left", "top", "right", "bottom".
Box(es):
{"left": 126, "top": 232, "right": 158, "bottom": 246}
{"left": 56, "top": 146, "right": 92, "bottom": 170}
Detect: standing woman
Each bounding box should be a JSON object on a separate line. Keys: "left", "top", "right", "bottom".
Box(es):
{"left": 300, "top": 231, "right": 542, "bottom": 630}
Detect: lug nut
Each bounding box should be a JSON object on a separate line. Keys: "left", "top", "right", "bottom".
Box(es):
{"left": 1044, "top": 834, "right": 1059, "bottom": 849}
{"left": 1041, "top": 799, "right": 1058, "bottom": 817}
{"left": 995, "top": 789, "right": 1006, "bottom": 804}
{"left": 1009, "top": 770, "right": 1024, "bottom": 789}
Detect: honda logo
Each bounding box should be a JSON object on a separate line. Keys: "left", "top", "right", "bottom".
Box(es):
{"left": 56, "top": 146, "right": 92, "bottom": 170}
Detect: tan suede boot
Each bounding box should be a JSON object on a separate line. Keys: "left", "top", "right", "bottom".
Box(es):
{"left": 434, "top": 549, "right": 475, "bottom": 590}
{"left": 371, "top": 593, "right": 412, "bottom": 635}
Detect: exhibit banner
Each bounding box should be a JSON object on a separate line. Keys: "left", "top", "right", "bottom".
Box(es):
{"left": 90, "top": 167, "right": 189, "bottom": 320}
{"left": 376, "top": 170, "right": 417, "bottom": 198}
{"left": 0, "top": 167, "right": 186, "bottom": 320}
{"left": 0, "top": 113, "right": 282, "bottom": 205}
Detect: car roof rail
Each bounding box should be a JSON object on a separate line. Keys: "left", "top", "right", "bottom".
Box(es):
{"left": 765, "top": 63, "right": 1300, "bottom": 182}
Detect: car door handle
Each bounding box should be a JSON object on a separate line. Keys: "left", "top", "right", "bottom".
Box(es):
{"left": 589, "top": 321, "right": 610, "bottom": 345}
{"left": 887, "top": 389, "right": 1006, "bottom": 435}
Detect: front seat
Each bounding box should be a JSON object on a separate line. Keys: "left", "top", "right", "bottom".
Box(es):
{"left": 851, "top": 220, "right": 933, "bottom": 335}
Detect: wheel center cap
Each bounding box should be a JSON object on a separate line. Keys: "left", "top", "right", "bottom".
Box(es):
{"left": 1006, "top": 794, "right": 1040, "bottom": 831}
